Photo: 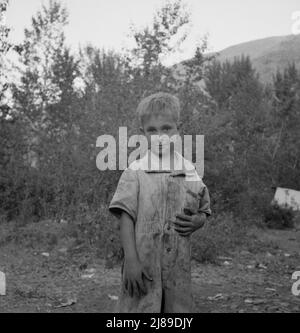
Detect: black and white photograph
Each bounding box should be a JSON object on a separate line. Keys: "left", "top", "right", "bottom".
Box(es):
{"left": 0, "top": 0, "right": 300, "bottom": 316}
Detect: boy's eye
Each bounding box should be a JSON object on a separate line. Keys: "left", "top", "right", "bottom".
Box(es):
{"left": 147, "top": 128, "right": 157, "bottom": 133}
{"left": 162, "top": 126, "right": 172, "bottom": 132}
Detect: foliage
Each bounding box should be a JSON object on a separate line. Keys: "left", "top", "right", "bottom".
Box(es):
{"left": 1, "top": 0, "right": 300, "bottom": 258}
{"left": 128, "top": 0, "right": 190, "bottom": 75}
{"left": 0, "top": 0, "right": 16, "bottom": 117}
{"left": 264, "top": 204, "right": 295, "bottom": 230}
{"left": 270, "top": 63, "right": 300, "bottom": 189}
{"left": 192, "top": 212, "right": 248, "bottom": 263}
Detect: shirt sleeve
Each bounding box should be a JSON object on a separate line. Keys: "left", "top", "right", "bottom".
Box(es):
{"left": 109, "top": 168, "right": 139, "bottom": 223}
{"left": 198, "top": 182, "right": 212, "bottom": 217}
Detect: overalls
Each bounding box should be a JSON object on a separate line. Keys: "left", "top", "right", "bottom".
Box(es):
{"left": 109, "top": 153, "right": 211, "bottom": 313}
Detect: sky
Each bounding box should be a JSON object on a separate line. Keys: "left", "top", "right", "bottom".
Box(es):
{"left": 5, "top": 0, "right": 300, "bottom": 65}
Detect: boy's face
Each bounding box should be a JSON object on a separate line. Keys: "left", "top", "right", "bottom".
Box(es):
{"left": 141, "top": 113, "right": 179, "bottom": 158}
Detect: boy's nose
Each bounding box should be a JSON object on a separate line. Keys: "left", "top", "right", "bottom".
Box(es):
{"left": 158, "top": 133, "right": 169, "bottom": 140}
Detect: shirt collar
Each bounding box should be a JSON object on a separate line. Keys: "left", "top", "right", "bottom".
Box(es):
{"left": 129, "top": 150, "right": 199, "bottom": 180}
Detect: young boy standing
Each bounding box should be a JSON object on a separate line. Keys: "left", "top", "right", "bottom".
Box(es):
{"left": 109, "top": 92, "right": 211, "bottom": 313}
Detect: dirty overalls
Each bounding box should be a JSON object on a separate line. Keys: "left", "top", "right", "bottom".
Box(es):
{"left": 109, "top": 155, "right": 211, "bottom": 313}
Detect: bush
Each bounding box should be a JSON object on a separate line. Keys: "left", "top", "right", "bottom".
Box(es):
{"left": 192, "top": 212, "right": 247, "bottom": 264}
{"left": 264, "top": 204, "right": 295, "bottom": 229}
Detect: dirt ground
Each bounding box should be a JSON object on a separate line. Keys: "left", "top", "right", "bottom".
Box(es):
{"left": 0, "top": 220, "right": 300, "bottom": 313}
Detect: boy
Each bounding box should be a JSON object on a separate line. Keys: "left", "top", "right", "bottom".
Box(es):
{"left": 109, "top": 92, "right": 211, "bottom": 313}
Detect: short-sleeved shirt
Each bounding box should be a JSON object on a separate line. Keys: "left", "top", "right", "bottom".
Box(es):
{"left": 109, "top": 151, "right": 211, "bottom": 313}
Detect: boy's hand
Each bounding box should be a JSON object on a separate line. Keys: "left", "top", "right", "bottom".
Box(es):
{"left": 174, "top": 209, "right": 207, "bottom": 237}
{"left": 123, "top": 258, "right": 153, "bottom": 298}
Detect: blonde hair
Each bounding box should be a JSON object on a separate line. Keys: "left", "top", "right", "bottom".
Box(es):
{"left": 137, "top": 92, "right": 180, "bottom": 127}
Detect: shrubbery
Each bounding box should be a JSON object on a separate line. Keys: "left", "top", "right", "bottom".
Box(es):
{"left": 264, "top": 204, "right": 295, "bottom": 230}
{"left": 192, "top": 212, "right": 247, "bottom": 263}
{"left": 1, "top": 0, "right": 300, "bottom": 259}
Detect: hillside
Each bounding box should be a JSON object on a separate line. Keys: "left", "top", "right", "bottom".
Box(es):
{"left": 214, "top": 34, "right": 300, "bottom": 83}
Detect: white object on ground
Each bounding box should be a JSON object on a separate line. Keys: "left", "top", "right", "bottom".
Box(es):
{"left": 272, "top": 187, "right": 300, "bottom": 211}
{"left": 208, "top": 293, "right": 227, "bottom": 301}
{"left": 108, "top": 294, "right": 119, "bottom": 301}
{"left": 54, "top": 297, "right": 77, "bottom": 308}
{"left": 81, "top": 274, "right": 95, "bottom": 279}
{"left": 0, "top": 271, "right": 6, "bottom": 296}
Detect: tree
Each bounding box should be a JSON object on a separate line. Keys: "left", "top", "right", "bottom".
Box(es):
{"left": 124, "top": 0, "right": 211, "bottom": 138}
{"left": 128, "top": 0, "right": 190, "bottom": 76}
{"left": 270, "top": 63, "right": 300, "bottom": 188}
{"left": 79, "top": 46, "right": 132, "bottom": 131}
{"left": 12, "top": 0, "right": 84, "bottom": 170}
{"left": 205, "top": 56, "right": 258, "bottom": 110}
{"left": 124, "top": 0, "right": 193, "bottom": 99}
{"left": 0, "top": 0, "right": 28, "bottom": 220}
{"left": 5, "top": 0, "right": 86, "bottom": 220}
{"left": 14, "top": 0, "right": 69, "bottom": 134}
{"left": 0, "top": 0, "right": 14, "bottom": 118}
{"left": 203, "top": 55, "right": 272, "bottom": 215}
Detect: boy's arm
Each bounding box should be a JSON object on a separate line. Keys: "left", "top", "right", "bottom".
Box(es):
{"left": 109, "top": 169, "right": 152, "bottom": 298}
{"left": 120, "top": 211, "right": 139, "bottom": 262}
{"left": 120, "top": 212, "right": 153, "bottom": 298}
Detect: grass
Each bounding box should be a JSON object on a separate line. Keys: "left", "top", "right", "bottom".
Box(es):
{"left": 1, "top": 208, "right": 282, "bottom": 266}
{"left": 191, "top": 212, "right": 280, "bottom": 264}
